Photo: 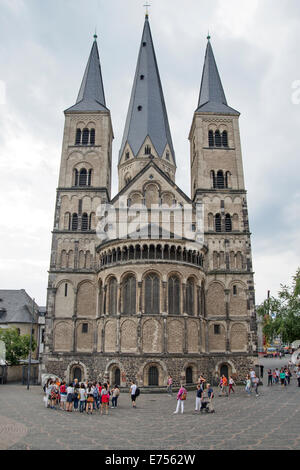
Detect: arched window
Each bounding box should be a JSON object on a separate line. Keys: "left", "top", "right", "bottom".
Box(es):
{"left": 222, "top": 131, "right": 228, "bottom": 147}
{"left": 108, "top": 278, "right": 117, "bottom": 315}
{"left": 225, "top": 214, "right": 232, "bottom": 232}
{"left": 88, "top": 169, "right": 92, "bottom": 186}
{"left": 81, "top": 213, "right": 88, "bottom": 231}
{"left": 211, "top": 170, "right": 216, "bottom": 189}
{"left": 217, "top": 170, "right": 225, "bottom": 189}
{"left": 82, "top": 128, "right": 89, "bottom": 145}
{"left": 168, "top": 275, "right": 180, "bottom": 315}
{"left": 74, "top": 169, "right": 79, "bottom": 186}
{"left": 186, "top": 367, "right": 193, "bottom": 384}
{"left": 208, "top": 130, "right": 214, "bottom": 147}
{"left": 145, "top": 274, "right": 160, "bottom": 314}
{"left": 148, "top": 366, "right": 159, "bottom": 386}
{"left": 72, "top": 213, "right": 78, "bottom": 231}
{"left": 215, "top": 130, "right": 221, "bottom": 147}
{"left": 75, "top": 129, "right": 81, "bottom": 145}
{"left": 123, "top": 275, "right": 136, "bottom": 315}
{"left": 79, "top": 169, "right": 87, "bottom": 186}
{"left": 186, "top": 278, "right": 194, "bottom": 316}
{"left": 225, "top": 171, "right": 231, "bottom": 189}
{"left": 215, "top": 214, "right": 221, "bottom": 232}
{"left": 90, "top": 129, "right": 95, "bottom": 145}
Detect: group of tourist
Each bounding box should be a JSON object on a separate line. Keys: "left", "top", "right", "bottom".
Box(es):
{"left": 44, "top": 378, "right": 141, "bottom": 414}
{"left": 44, "top": 378, "right": 121, "bottom": 414}
{"left": 267, "top": 366, "right": 297, "bottom": 386}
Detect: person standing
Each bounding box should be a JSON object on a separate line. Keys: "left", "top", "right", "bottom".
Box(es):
{"left": 206, "top": 384, "right": 215, "bottom": 413}
{"left": 86, "top": 383, "right": 94, "bottom": 414}
{"left": 221, "top": 375, "right": 228, "bottom": 396}
{"left": 130, "top": 380, "right": 137, "bottom": 409}
{"left": 101, "top": 383, "right": 110, "bottom": 415}
{"left": 60, "top": 381, "right": 67, "bottom": 410}
{"left": 79, "top": 383, "right": 86, "bottom": 413}
{"left": 195, "top": 384, "right": 202, "bottom": 412}
{"left": 66, "top": 382, "right": 74, "bottom": 412}
{"left": 173, "top": 384, "right": 187, "bottom": 414}
{"left": 167, "top": 376, "right": 173, "bottom": 396}
{"left": 245, "top": 375, "right": 251, "bottom": 396}
{"left": 111, "top": 385, "right": 120, "bottom": 408}
{"left": 267, "top": 369, "right": 273, "bottom": 386}
{"left": 253, "top": 376, "right": 259, "bottom": 397}
{"left": 279, "top": 369, "right": 286, "bottom": 387}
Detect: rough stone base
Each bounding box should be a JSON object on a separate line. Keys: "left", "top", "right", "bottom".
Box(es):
{"left": 42, "top": 352, "right": 258, "bottom": 387}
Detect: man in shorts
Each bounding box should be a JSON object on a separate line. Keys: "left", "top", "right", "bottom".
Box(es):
{"left": 130, "top": 380, "right": 137, "bottom": 408}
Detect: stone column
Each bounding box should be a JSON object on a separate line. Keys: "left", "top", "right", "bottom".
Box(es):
{"left": 163, "top": 317, "right": 167, "bottom": 353}
{"left": 225, "top": 289, "right": 230, "bottom": 352}
{"left": 183, "top": 317, "right": 188, "bottom": 354}
{"left": 117, "top": 283, "right": 122, "bottom": 315}
{"left": 116, "top": 317, "right": 121, "bottom": 353}
{"left": 182, "top": 282, "right": 187, "bottom": 315}
{"left": 138, "top": 281, "right": 143, "bottom": 314}
{"left": 162, "top": 281, "right": 167, "bottom": 313}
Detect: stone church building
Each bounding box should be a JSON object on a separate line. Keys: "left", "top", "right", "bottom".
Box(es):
{"left": 42, "top": 15, "right": 257, "bottom": 387}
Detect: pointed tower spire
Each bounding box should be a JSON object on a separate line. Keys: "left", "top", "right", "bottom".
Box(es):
{"left": 119, "top": 15, "right": 175, "bottom": 163}
{"left": 196, "top": 38, "right": 239, "bottom": 115}
{"left": 65, "top": 36, "right": 108, "bottom": 112}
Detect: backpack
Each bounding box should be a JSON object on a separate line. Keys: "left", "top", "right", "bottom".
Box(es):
{"left": 93, "top": 387, "right": 99, "bottom": 398}
{"left": 135, "top": 387, "right": 140, "bottom": 397}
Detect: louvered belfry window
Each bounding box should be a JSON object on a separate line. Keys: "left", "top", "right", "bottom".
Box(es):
{"left": 123, "top": 275, "right": 136, "bottom": 315}
{"left": 215, "top": 214, "right": 221, "bottom": 232}
{"left": 145, "top": 274, "right": 160, "bottom": 314}
{"left": 90, "top": 129, "right": 95, "bottom": 145}
{"left": 72, "top": 213, "right": 78, "bottom": 231}
{"left": 222, "top": 131, "right": 228, "bottom": 147}
{"left": 208, "top": 130, "right": 214, "bottom": 147}
{"left": 75, "top": 129, "right": 81, "bottom": 145}
{"left": 215, "top": 131, "right": 221, "bottom": 147}
{"left": 225, "top": 214, "right": 232, "bottom": 232}
{"left": 79, "top": 169, "right": 87, "bottom": 186}
{"left": 81, "top": 213, "right": 88, "bottom": 231}
{"left": 168, "top": 275, "right": 180, "bottom": 315}
{"left": 217, "top": 170, "right": 225, "bottom": 189}
{"left": 82, "top": 128, "right": 89, "bottom": 145}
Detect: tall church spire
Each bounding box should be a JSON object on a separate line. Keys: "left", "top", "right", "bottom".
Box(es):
{"left": 65, "top": 36, "right": 108, "bottom": 112}
{"left": 196, "top": 38, "right": 239, "bottom": 115}
{"left": 119, "top": 15, "right": 175, "bottom": 163}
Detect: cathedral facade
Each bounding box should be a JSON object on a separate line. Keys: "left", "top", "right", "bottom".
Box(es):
{"left": 42, "top": 15, "right": 258, "bottom": 387}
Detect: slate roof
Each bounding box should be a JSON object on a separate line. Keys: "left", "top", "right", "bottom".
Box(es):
{"left": 119, "top": 15, "right": 175, "bottom": 163}
{"left": 65, "top": 38, "right": 109, "bottom": 113}
{"left": 0, "top": 290, "right": 43, "bottom": 325}
{"left": 196, "top": 39, "right": 239, "bottom": 115}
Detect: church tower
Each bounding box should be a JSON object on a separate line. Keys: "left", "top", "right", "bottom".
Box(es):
{"left": 189, "top": 37, "right": 257, "bottom": 358}
{"left": 118, "top": 14, "right": 176, "bottom": 191}
{"left": 43, "top": 36, "right": 113, "bottom": 364}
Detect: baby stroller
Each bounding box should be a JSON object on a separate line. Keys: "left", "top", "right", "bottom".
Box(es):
{"left": 200, "top": 400, "right": 215, "bottom": 413}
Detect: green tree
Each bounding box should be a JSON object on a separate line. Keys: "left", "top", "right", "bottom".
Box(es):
{"left": 257, "top": 268, "right": 300, "bottom": 345}
{"left": 0, "top": 328, "right": 37, "bottom": 366}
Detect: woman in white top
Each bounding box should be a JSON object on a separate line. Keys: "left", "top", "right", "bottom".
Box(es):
{"left": 66, "top": 383, "right": 74, "bottom": 412}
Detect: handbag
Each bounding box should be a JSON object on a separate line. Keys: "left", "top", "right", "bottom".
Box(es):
{"left": 181, "top": 392, "right": 187, "bottom": 401}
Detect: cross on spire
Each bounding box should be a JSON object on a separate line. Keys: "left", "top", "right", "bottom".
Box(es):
{"left": 143, "top": 2, "right": 151, "bottom": 17}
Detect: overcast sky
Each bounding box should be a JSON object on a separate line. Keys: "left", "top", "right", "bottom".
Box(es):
{"left": 0, "top": 0, "right": 299, "bottom": 306}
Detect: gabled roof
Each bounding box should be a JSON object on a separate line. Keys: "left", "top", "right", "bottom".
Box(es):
{"left": 65, "top": 38, "right": 109, "bottom": 113}
{"left": 112, "top": 159, "right": 192, "bottom": 205}
{"left": 119, "top": 15, "right": 175, "bottom": 163}
{"left": 0, "top": 290, "right": 42, "bottom": 325}
{"left": 196, "top": 39, "right": 239, "bottom": 116}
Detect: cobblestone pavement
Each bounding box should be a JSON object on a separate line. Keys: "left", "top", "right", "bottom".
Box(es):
{"left": 0, "top": 358, "right": 299, "bottom": 450}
